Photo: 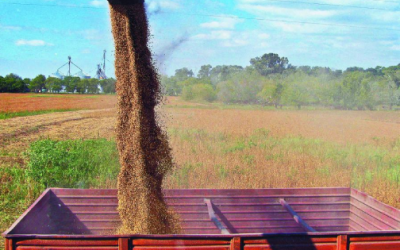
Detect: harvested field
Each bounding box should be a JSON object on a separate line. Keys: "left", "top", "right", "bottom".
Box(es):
{"left": 0, "top": 93, "right": 116, "bottom": 113}
{"left": 0, "top": 109, "right": 115, "bottom": 154}
{"left": 165, "top": 106, "right": 400, "bottom": 145}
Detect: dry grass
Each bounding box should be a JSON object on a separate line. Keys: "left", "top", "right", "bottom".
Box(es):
{"left": 164, "top": 127, "right": 400, "bottom": 208}
{"left": 160, "top": 99, "right": 400, "bottom": 208}
{"left": 0, "top": 93, "right": 116, "bottom": 113}
{"left": 164, "top": 106, "right": 400, "bottom": 145}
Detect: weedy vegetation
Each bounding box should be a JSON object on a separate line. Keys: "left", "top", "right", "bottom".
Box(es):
{"left": 0, "top": 139, "right": 120, "bottom": 238}
{"left": 0, "top": 109, "right": 78, "bottom": 120}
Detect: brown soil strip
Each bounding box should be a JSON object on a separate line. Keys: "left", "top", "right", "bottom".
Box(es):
{"left": 0, "top": 118, "right": 85, "bottom": 146}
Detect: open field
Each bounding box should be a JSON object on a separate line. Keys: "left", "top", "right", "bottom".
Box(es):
{"left": 1, "top": 96, "right": 400, "bottom": 242}
{"left": 0, "top": 93, "right": 117, "bottom": 114}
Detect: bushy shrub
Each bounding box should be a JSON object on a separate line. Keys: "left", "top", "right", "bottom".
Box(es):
{"left": 217, "top": 71, "right": 265, "bottom": 104}
{"left": 26, "top": 139, "right": 120, "bottom": 188}
{"left": 191, "top": 84, "right": 216, "bottom": 102}
{"left": 181, "top": 84, "right": 216, "bottom": 102}
{"left": 181, "top": 85, "right": 194, "bottom": 101}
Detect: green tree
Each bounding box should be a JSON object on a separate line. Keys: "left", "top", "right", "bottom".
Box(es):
{"left": 313, "top": 73, "right": 341, "bottom": 107}
{"left": 0, "top": 76, "right": 5, "bottom": 92}
{"left": 258, "top": 78, "right": 285, "bottom": 108}
{"left": 181, "top": 85, "right": 193, "bottom": 101}
{"left": 87, "top": 78, "right": 100, "bottom": 94}
{"left": 346, "top": 67, "right": 364, "bottom": 73}
{"left": 382, "top": 65, "right": 400, "bottom": 88}
{"left": 77, "top": 79, "right": 88, "bottom": 94}
{"left": 210, "top": 65, "right": 243, "bottom": 86}
{"left": 99, "top": 78, "right": 116, "bottom": 94}
{"left": 197, "top": 65, "right": 212, "bottom": 79}
{"left": 23, "top": 78, "right": 31, "bottom": 92}
{"left": 250, "top": 53, "right": 289, "bottom": 76}
{"left": 45, "top": 77, "right": 63, "bottom": 93}
{"left": 182, "top": 84, "right": 216, "bottom": 102}
{"left": 280, "top": 72, "right": 316, "bottom": 109}
{"left": 374, "top": 76, "right": 400, "bottom": 109}
{"left": 174, "top": 67, "right": 194, "bottom": 82}
{"left": 160, "top": 75, "right": 180, "bottom": 96}
{"left": 192, "top": 84, "right": 216, "bottom": 102}
{"left": 178, "top": 77, "right": 210, "bottom": 88}
{"left": 30, "top": 74, "right": 46, "bottom": 92}
{"left": 4, "top": 74, "right": 26, "bottom": 93}
{"left": 217, "top": 71, "right": 265, "bottom": 104}
{"left": 53, "top": 79, "right": 63, "bottom": 93}
{"left": 64, "top": 76, "right": 80, "bottom": 93}
{"left": 338, "top": 71, "right": 375, "bottom": 110}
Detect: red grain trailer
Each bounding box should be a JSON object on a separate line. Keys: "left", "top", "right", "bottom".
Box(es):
{"left": 3, "top": 188, "right": 400, "bottom": 249}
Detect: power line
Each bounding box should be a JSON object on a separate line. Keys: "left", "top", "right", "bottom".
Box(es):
{"left": 0, "top": 2, "right": 105, "bottom": 10}
{"left": 161, "top": 12, "right": 400, "bottom": 32}
{"left": 1, "top": 2, "right": 399, "bottom": 32}
{"left": 368, "top": 0, "right": 399, "bottom": 3}
{"left": 263, "top": 0, "right": 390, "bottom": 11}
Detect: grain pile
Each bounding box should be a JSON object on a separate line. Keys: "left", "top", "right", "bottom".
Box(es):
{"left": 109, "top": 1, "right": 180, "bottom": 234}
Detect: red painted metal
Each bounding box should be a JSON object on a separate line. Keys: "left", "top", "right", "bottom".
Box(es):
{"left": 279, "top": 198, "right": 316, "bottom": 232}
{"left": 205, "top": 199, "right": 230, "bottom": 234}
{"left": 2, "top": 188, "right": 400, "bottom": 250}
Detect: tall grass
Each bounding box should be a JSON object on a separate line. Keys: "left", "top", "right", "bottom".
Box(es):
{"left": 26, "top": 139, "right": 120, "bottom": 189}
{"left": 165, "top": 127, "right": 400, "bottom": 208}
{"left": 0, "top": 139, "right": 120, "bottom": 238}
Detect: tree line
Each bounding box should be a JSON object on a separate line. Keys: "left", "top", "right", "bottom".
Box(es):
{"left": 0, "top": 74, "right": 116, "bottom": 94}
{"left": 161, "top": 53, "right": 400, "bottom": 110}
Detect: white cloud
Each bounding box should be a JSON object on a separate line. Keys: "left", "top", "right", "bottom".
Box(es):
{"left": 147, "top": 0, "right": 181, "bottom": 11}
{"left": 390, "top": 45, "right": 400, "bottom": 51}
{"left": 89, "top": 0, "right": 106, "bottom": 7}
{"left": 80, "top": 29, "right": 102, "bottom": 40}
{"left": 379, "top": 40, "right": 394, "bottom": 46}
{"left": 239, "top": 0, "right": 395, "bottom": 7}
{"left": 239, "top": 4, "right": 338, "bottom": 19}
{"left": 258, "top": 33, "right": 270, "bottom": 39}
{"left": 159, "top": 0, "right": 181, "bottom": 9}
{"left": 200, "top": 16, "right": 242, "bottom": 29}
{"left": 193, "top": 30, "right": 233, "bottom": 40}
{"left": 0, "top": 24, "right": 21, "bottom": 31}
{"left": 15, "top": 40, "right": 53, "bottom": 46}
{"left": 269, "top": 22, "right": 329, "bottom": 33}
{"left": 324, "top": 38, "right": 363, "bottom": 50}
{"left": 310, "top": 0, "right": 395, "bottom": 7}
{"left": 221, "top": 38, "right": 249, "bottom": 47}
{"left": 368, "top": 11, "right": 400, "bottom": 23}
{"left": 193, "top": 30, "right": 265, "bottom": 48}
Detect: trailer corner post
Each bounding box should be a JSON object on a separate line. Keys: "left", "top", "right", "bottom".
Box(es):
{"left": 118, "top": 237, "right": 130, "bottom": 250}
{"left": 337, "top": 235, "right": 348, "bottom": 250}
{"left": 5, "top": 238, "right": 14, "bottom": 250}
{"left": 230, "top": 237, "right": 242, "bottom": 250}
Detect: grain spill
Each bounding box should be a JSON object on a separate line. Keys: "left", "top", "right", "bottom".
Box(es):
{"left": 109, "top": 1, "right": 180, "bottom": 234}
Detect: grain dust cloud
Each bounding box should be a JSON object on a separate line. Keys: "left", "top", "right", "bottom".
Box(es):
{"left": 108, "top": 0, "right": 180, "bottom": 234}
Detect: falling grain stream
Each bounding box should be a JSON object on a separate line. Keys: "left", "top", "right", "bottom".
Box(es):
{"left": 109, "top": 0, "right": 180, "bottom": 234}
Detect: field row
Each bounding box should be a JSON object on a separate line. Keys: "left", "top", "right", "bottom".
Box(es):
{"left": 0, "top": 93, "right": 116, "bottom": 113}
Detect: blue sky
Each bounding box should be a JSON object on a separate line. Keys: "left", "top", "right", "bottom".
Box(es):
{"left": 0, "top": 0, "right": 399, "bottom": 79}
